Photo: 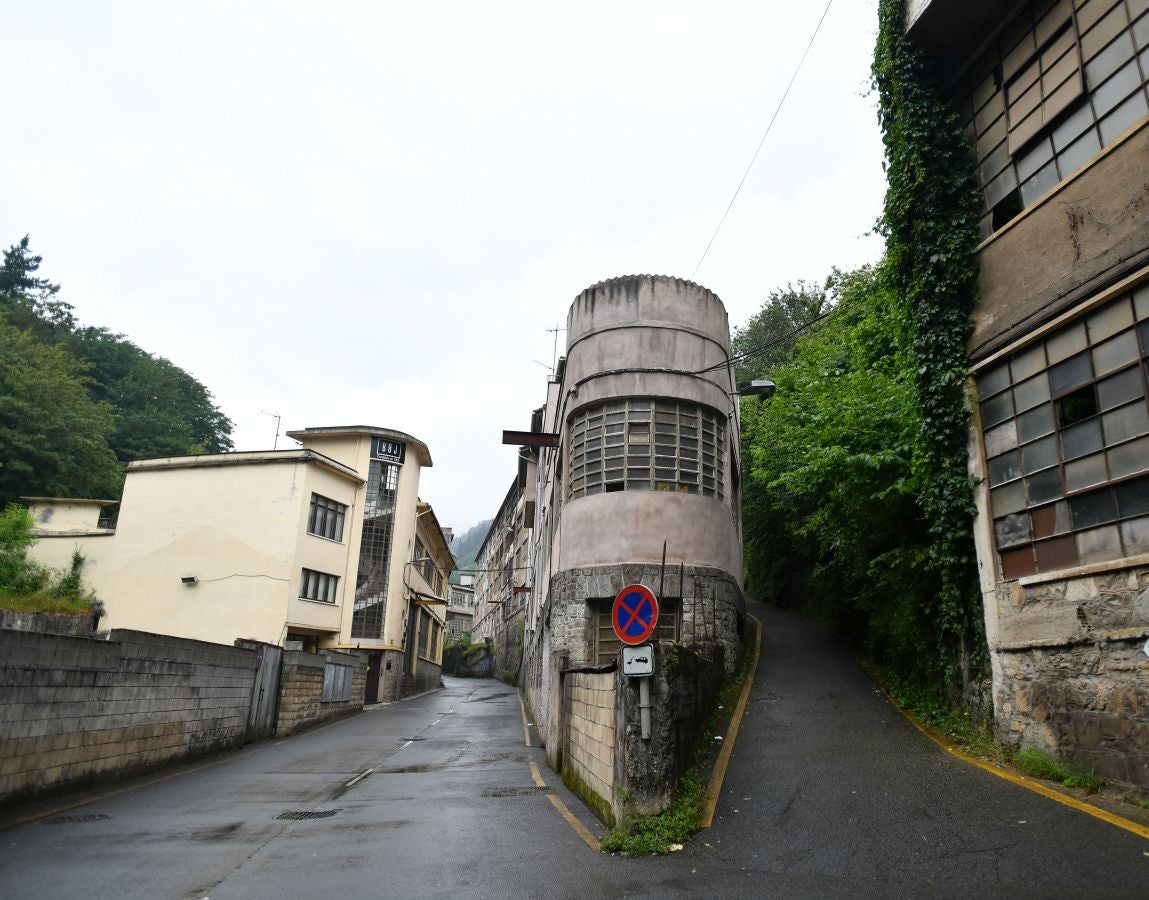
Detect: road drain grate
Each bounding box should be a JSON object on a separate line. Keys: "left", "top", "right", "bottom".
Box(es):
{"left": 40, "top": 813, "right": 111, "bottom": 825}
{"left": 276, "top": 809, "right": 340, "bottom": 821}
{"left": 481, "top": 787, "right": 545, "bottom": 798}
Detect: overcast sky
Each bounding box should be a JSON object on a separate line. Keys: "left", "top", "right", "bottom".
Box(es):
{"left": 3, "top": 0, "right": 886, "bottom": 534}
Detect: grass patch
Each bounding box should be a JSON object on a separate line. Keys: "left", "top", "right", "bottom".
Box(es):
{"left": 600, "top": 772, "right": 703, "bottom": 856}
{"left": 0, "top": 589, "right": 93, "bottom": 615}
{"left": 1012, "top": 747, "right": 1103, "bottom": 792}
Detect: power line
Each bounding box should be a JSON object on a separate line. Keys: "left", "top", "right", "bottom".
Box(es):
{"left": 693, "top": 306, "right": 837, "bottom": 376}
{"left": 691, "top": 0, "right": 835, "bottom": 278}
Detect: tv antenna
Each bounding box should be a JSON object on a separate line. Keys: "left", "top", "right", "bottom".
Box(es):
{"left": 261, "top": 410, "right": 282, "bottom": 450}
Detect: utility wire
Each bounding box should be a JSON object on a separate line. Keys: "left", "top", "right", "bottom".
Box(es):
{"left": 691, "top": 0, "right": 835, "bottom": 278}
{"left": 693, "top": 306, "right": 838, "bottom": 376}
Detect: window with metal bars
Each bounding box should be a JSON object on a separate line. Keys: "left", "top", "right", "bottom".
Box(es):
{"left": 567, "top": 399, "right": 724, "bottom": 501}
{"left": 300, "top": 568, "right": 339, "bottom": 603}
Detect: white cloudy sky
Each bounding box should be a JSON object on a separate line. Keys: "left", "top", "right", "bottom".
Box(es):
{"left": 3, "top": 0, "right": 886, "bottom": 533}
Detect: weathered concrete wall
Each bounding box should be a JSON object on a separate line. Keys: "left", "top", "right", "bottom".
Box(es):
{"left": 548, "top": 564, "right": 744, "bottom": 674}
{"left": 988, "top": 563, "right": 1149, "bottom": 791}
{"left": 492, "top": 609, "right": 524, "bottom": 684}
{"left": 275, "top": 648, "right": 367, "bottom": 736}
{"left": 615, "top": 642, "right": 726, "bottom": 818}
{"left": 970, "top": 123, "right": 1149, "bottom": 361}
{"left": 0, "top": 609, "right": 98, "bottom": 637}
{"left": 563, "top": 671, "right": 616, "bottom": 824}
{"left": 0, "top": 629, "right": 256, "bottom": 804}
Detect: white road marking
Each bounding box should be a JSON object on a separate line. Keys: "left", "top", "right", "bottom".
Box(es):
{"left": 345, "top": 767, "right": 374, "bottom": 788}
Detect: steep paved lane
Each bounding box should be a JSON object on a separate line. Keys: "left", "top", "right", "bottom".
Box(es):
{"left": 3, "top": 610, "right": 1148, "bottom": 898}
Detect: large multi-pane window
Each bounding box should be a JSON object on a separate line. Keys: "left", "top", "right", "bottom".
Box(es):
{"left": 567, "top": 400, "right": 724, "bottom": 501}
{"left": 351, "top": 462, "right": 399, "bottom": 639}
{"left": 951, "top": 0, "right": 1149, "bottom": 235}
{"left": 978, "top": 285, "right": 1149, "bottom": 578}
{"left": 307, "top": 493, "right": 346, "bottom": 542}
{"left": 300, "top": 568, "right": 339, "bottom": 603}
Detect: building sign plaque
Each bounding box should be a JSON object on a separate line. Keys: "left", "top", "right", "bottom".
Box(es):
{"left": 372, "top": 437, "right": 405, "bottom": 463}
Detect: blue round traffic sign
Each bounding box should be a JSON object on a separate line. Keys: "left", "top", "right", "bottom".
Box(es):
{"left": 612, "top": 584, "right": 659, "bottom": 646}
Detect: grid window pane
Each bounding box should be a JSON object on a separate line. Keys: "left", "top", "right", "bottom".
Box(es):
{"left": 1021, "top": 435, "right": 1059, "bottom": 472}
{"left": 1065, "top": 452, "right": 1108, "bottom": 491}
{"left": 985, "top": 421, "right": 1020, "bottom": 456}
{"left": 1087, "top": 298, "right": 1135, "bottom": 342}
{"left": 1060, "top": 418, "right": 1103, "bottom": 459}
{"left": 569, "top": 400, "right": 724, "bottom": 501}
{"left": 979, "top": 364, "right": 1011, "bottom": 396}
{"left": 988, "top": 450, "right": 1022, "bottom": 486}
{"left": 1121, "top": 517, "right": 1149, "bottom": 556}
{"left": 1092, "top": 329, "right": 1139, "bottom": 375}
{"left": 981, "top": 391, "right": 1015, "bottom": 427}
{"left": 1035, "top": 534, "right": 1078, "bottom": 569}
{"left": 1069, "top": 489, "right": 1119, "bottom": 528}
{"left": 996, "top": 513, "right": 1033, "bottom": 548}
{"left": 1014, "top": 373, "right": 1051, "bottom": 410}
{"left": 1046, "top": 321, "right": 1087, "bottom": 362}
{"left": 1116, "top": 477, "right": 1149, "bottom": 517}
{"left": 1108, "top": 435, "right": 1149, "bottom": 478}
{"left": 1018, "top": 403, "right": 1055, "bottom": 441}
{"left": 1026, "top": 467, "right": 1064, "bottom": 504}
{"left": 1097, "top": 367, "right": 1143, "bottom": 410}
{"left": 1101, "top": 401, "right": 1149, "bottom": 445}
{"left": 1076, "top": 525, "right": 1123, "bottom": 564}
{"left": 992, "top": 480, "right": 1029, "bottom": 516}
{"left": 1049, "top": 352, "right": 1093, "bottom": 394}
{"left": 1031, "top": 500, "right": 1071, "bottom": 538}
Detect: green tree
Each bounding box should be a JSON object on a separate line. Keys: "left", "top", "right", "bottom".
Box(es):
{"left": 731, "top": 279, "right": 829, "bottom": 384}
{"left": 68, "top": 327, "right": 235, "bottom": 458}
{"left": 0, "top": 235, "right": 75, "bottom": 338}
{"left": 0, "top": 315, "right": 122, "bottom": 507}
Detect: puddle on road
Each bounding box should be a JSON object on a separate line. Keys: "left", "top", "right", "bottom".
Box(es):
{"left": 464, "top": 692, "right": 516, "bottom": 702}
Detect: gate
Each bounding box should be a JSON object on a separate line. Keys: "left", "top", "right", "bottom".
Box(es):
{"left": 245, "top": 643, "right": 283, "bottom": 741}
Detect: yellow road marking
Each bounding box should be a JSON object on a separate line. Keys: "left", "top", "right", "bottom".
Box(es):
{"left": 894, "top": 704, "right": 1149, "bottom": 842}
{"left": 701, "top": 613, "right": 762, "bottom": 828}
{"left": 518, "top": 694, "right": 532, "bottom": 747}
{"left": 547, "top": 793, "right": 600, "bottom": 851}
{"left": 530, "top": 761, "right": 546, "bottom": 788}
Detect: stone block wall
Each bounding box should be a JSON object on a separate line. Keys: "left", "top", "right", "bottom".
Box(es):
{"left": 0, "top": 609, "right": 99, "bottom": 636}
{"left": 563, "top": 671, "right": 616, "bottom": 823}
{"left": 0, "top": 628, "right": 256, "bottom": 804}
{"left": 275, "top": 648, "right": 368, "bottom": 736}
{"left": 616, "top": 641, "right": 726, "bottom": 817}
{"left": 548, "top": 564, "right": 745, "bottom": 673}
{"left": 990, "top": 563, "right": 1149, "bottom": 792}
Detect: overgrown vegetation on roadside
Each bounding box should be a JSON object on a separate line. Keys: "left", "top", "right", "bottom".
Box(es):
{"left": 600, "top": 773, "right": 704, "bottom": 856}
{"left": 738, "top": 0, "right": 984, "bottom": 710}
{"left": 0, "top": 504, "right": 96, "bottom": 613}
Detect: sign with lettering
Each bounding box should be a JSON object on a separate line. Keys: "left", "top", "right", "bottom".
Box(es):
{"left": 372, "top": 437, "right": 405, "bottom": 463}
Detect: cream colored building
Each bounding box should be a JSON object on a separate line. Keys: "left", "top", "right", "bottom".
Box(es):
{"left": 26, "top": 426, "right": 454, "bottom": 703}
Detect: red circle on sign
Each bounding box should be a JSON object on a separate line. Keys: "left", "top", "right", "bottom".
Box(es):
{"left": 612, "top": 584, "right": 659, "bottom": 646}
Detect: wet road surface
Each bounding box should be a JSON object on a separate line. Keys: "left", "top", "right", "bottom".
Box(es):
{"left": 2, "top": 602, "right": 1148, "bottom": 898}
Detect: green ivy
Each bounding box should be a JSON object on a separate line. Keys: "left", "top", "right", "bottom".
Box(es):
{"left": 873, "top": 0, "right": 985, "bottom": 691}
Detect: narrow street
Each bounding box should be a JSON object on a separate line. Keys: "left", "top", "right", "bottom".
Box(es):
{"left": 2, "top": 602, "right": 1148, "bottom": 898}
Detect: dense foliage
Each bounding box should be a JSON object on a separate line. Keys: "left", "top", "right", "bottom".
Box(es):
{"left": 0, "top": 236, "right": 234, "bottom": 507}
{"left": 0, "top": 504, "right": 94, "bottom": 612}
{"left": 739, "top": 1, "right": 983, "bottom": 697}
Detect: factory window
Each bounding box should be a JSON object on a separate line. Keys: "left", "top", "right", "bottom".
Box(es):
{"left": 300, "top": 568, "right": 339, "bottom": 603}
{"left": 568, "top": 400, "right": 725, "bottom": 501}
{"left": 978, "top": 284, "right": 1149, "bottom": 578}
{"left": 954, "top": 0, "right": 1149, "bottom": 235}
{"left": 307, "top": 493, "right": 347, "bottom": 542}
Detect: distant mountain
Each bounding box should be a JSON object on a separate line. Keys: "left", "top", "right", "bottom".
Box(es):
{"left": 450, "top": 518, "right": 492, "bottom": 573}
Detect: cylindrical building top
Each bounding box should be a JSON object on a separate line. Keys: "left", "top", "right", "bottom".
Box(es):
{"left": 566, "top": 274, "right": 731, "bottom": 351}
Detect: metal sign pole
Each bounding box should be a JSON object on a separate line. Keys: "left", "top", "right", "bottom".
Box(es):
{"left": 638, "top": 677, "right": 651, "bottom": 740}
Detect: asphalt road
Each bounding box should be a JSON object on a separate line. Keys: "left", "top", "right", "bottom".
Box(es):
{"left": 2, "top": 602, "right": 1147, "bottom": 898}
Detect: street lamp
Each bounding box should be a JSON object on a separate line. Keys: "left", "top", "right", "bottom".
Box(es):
{"left": 736, "top": 380, "right": 776, "bottom": 400}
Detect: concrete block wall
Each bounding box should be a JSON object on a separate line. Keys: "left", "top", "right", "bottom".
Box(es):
{"left": 0, "top": 628, "right": 256, "bottom": 805}
{"left": 563, "top": 671, "right": 616, "bottom": 821}
{"left": 275, "top": 648, "right": 368, "bottom": 736}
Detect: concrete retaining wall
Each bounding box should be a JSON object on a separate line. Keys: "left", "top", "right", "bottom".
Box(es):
{"left": 0, "top": 628, "right": 256, "bottom": 804}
